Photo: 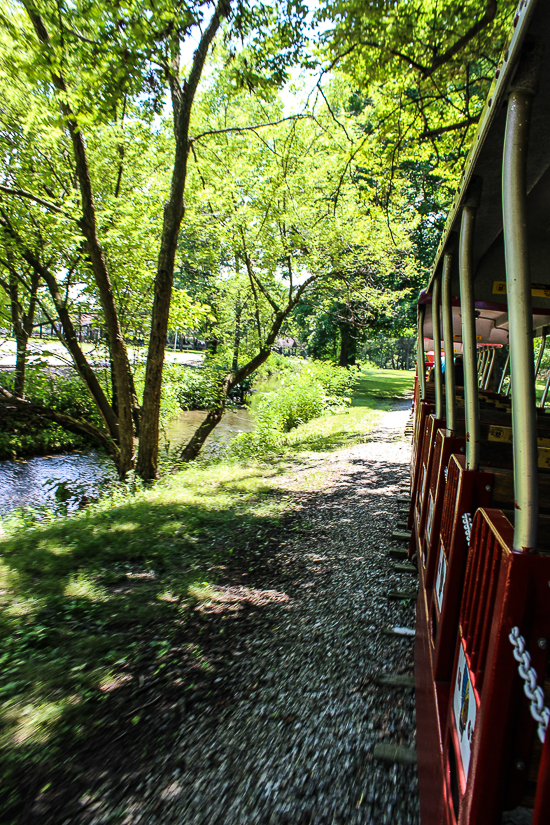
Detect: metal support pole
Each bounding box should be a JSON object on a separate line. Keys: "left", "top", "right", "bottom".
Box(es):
{"left": 502, "top": 88, "right": 538, "bottom": 552}
{"left": 442, "top": 251, "right": 456, "bottom": 432}
{"left": 479, "top": 348, "right": 489, "bottom": 387}
{"left": 417, "top": 306, "right": 426, "bottom": 401}
{"left": 459, "top": 199, "right": 481, "bottom": 471}
{"left": 534, "top": 330, "right": 547, "bottom": 379}
{"left": 432, "top": 275, "right": 443, "bottom": 419}
{"left": 483, "top": 347, "right": 496, "bottom": 389}
{"left": 541, "top": 370, "right": 550, "bottom": 411}
{"left": 498, "top": 352, "right": 510, "bottom": 394}
{"left": 481, "top": 347, "right": 492, "bottom": 388}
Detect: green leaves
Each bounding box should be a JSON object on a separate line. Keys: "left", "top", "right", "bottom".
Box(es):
{"left": 316, "top": 0, "right": 517, "bottom": 214}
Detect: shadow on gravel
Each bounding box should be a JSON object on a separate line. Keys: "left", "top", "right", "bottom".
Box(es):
{"left": 0, "top": 425, "right": 414, "bottom": 825}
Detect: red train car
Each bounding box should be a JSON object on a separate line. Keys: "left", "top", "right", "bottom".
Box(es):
{"left": 410, "top": 1, "right": 550, "bottom": 822}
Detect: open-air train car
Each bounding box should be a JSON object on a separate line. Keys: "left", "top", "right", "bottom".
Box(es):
{"left": 409, "top": 1, "right": 550, "bottom": 823}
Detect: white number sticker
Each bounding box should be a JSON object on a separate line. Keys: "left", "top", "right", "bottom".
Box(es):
{"left": 453, "top": 643, "right": 477, "bottom": 781}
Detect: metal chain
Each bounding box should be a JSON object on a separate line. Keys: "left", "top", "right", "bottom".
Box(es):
{"left": 462, "top": 512, "right": 472, "bottom": 544}
{"left": 509, "top": 626, "right": 550, "bottom": 743}
{"left": 444, "top": 467, "right": 449, "bottom": 482}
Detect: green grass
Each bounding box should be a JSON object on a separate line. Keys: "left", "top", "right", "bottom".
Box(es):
{"left": 353, "top": 367, "right": 415, "bottom": 401}
{"left": 285, "top": 400, "right": 386, "bottom": 453}
{"left": 503, "top": 375, "right": 548, "bottom": 404}
{"left": 0, "top": 462, "right": 295, "bottom": 814}
{"left": 0, "top": 364, "right": 411, "bottom": 816}
{"left": 536, "top": 377, "right": 549, "bottom": 403}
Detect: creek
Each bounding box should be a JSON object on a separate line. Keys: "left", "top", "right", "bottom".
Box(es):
{"left": 0, "top": 379, "right": 279, "bottom": 516}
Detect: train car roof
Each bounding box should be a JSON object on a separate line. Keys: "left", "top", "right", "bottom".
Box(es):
{"left": 420, "top": 0, "right": 550, "bottom": 346}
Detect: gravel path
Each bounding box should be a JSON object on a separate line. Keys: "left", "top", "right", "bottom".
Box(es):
{"left": 119, "top": 402, "right": 419, "bottom": 825}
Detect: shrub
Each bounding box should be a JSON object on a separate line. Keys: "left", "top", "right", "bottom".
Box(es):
{"left": 228, "top": 362, "right": 357, "bottom": 457}
{"left": 173, "top": 357, "right": 258, "bottom": 412}
{"left": 174, "top": 365, "right": 224, "bottom": 411}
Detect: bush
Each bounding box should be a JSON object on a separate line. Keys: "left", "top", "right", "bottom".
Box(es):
{"left": 228, "top": 362, "right": 358, "bottom": 457}
{"left": 173, "top": 356, "right": 261, "bottom": 412}
{"left": 174, "top": 365, "right": 224, "bottom": 411}
{"left": 176, "top": 366, "right": 215, "bottom": 411}
{"left": 303, "top": 361, "right": 359, "bottom": 398}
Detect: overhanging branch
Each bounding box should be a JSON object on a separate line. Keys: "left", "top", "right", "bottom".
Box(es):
{"left": 0, "top": 184, "right": 73, "bottom": 218}
{"left": 0, "top": 385, "right": 120, "bottom": 462}
{"left": 191, "top": 115, "right": 310, "bottom": 144}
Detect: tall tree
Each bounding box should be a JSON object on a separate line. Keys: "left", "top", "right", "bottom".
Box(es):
{"left": 0, "top": 255, "right": 39, "bottom": 397}
{"left": 0, "top": 0, "right": 308, "bottom": 478}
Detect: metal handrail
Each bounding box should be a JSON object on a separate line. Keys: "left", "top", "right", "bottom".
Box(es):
{"left": 541, "top": 370, "right": 550, "bottom": 410}
{"left": 534, "top": 330, "right": 547, "bottom": 379}
{"left": 418, "top": 305, "right": 426, "bottom": 401}
{"left": 433, "top": 274, "right": 443, "bottom": 419}
{"left": 502, "top": 87, "right": 539, "bottom": 552}
{"left": 459, "top": 196, "right": 481, "bottom": 471}
{"left": 442, "top": 251, "right": 456, "bottom": 432}
{"left": 480, "top": 348, "right": 488, "bottom": 387}
{"left": 498, "top": 352, "right": 510, "bottom": 394}
{"left": 483, "top": 348, "right": 496, "bottom": 389}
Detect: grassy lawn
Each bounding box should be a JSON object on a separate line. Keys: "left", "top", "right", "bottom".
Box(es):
{"left": 0, "top": 366, "right": 412, "bottom": 818}
{"left": 0, "top": 338, "right": 205, "bottom": 362}
{"left": 504, "top": 375, "right": 548, "bottom": 404}
{"left": 353, "top": 367, "right": 415, "bottom": 401}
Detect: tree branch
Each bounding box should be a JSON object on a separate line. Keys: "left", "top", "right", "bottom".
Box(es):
{"left": 327, "top": 0, "right": 498, "bottom": 80}
{"left": 420, "top": 115, "right": 480, "bottom": 139}
{"left": 424, "top": 0, "right": 498, "bottom": 78}
{"left": 238, "top": 227, "right": 281, "bottom": 315}
{"left": 0, "top": 214, "right": 121, "bottom": 439}
{"left": 191, "top": 115, "right": 309, "bottom": 144}
{"left": 0, "top": 184, "right": 73, "bottom": 218}
{"left": 0, "top": 385, "right": 120, "bottom": 463}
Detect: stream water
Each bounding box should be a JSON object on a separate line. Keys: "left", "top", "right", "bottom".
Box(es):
{"left": 0, "top": 386, "right": 276, "bottom": 515}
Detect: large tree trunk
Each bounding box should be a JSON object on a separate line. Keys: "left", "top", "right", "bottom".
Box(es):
{"left": 137, "top": 2, "right": 227, "bottom": 480}
{"left": 14, "top": 334, "right": 27, "bottom": 397}
{"left": 5, "top": 260, "right": 39, "bottom": 397}
{"left": 179, "top": 405, "right": 226, "bottom": 461}
{"left": 8, "top": 271, "right": 27, "bottom": 397}
{"left": 232, "top": 301, "right": 243, "bottom": 371}
{"left": 12, "top": 248, "right": 121, "bottom": 441}
{"left": 338, "top": 325, "right": 356, "bottom": 367}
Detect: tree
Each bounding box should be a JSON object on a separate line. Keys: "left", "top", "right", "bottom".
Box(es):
{"left": 317, "top": 0, "right": 516, "bottom": 170}
{"left": 175, "top": 79, "right": 415, "bottom": 459}
{"left": 0, "top": 0, "right": 308, "bottom": 478}
{"left": 0, "top": 255, "right": 40, "bottom": 397}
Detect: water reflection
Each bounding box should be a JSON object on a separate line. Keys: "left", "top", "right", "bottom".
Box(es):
{"left": 0, "top": 373, "right": 284, "bottom": 515}
{"left": 0, "top": 450, "right": 118, "bottom": 515}
{"left": 0, "top": 408, "right": 257, "bottom": 515}
{"left": 162, "top": 408, "right": 255, "bottom": 450}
